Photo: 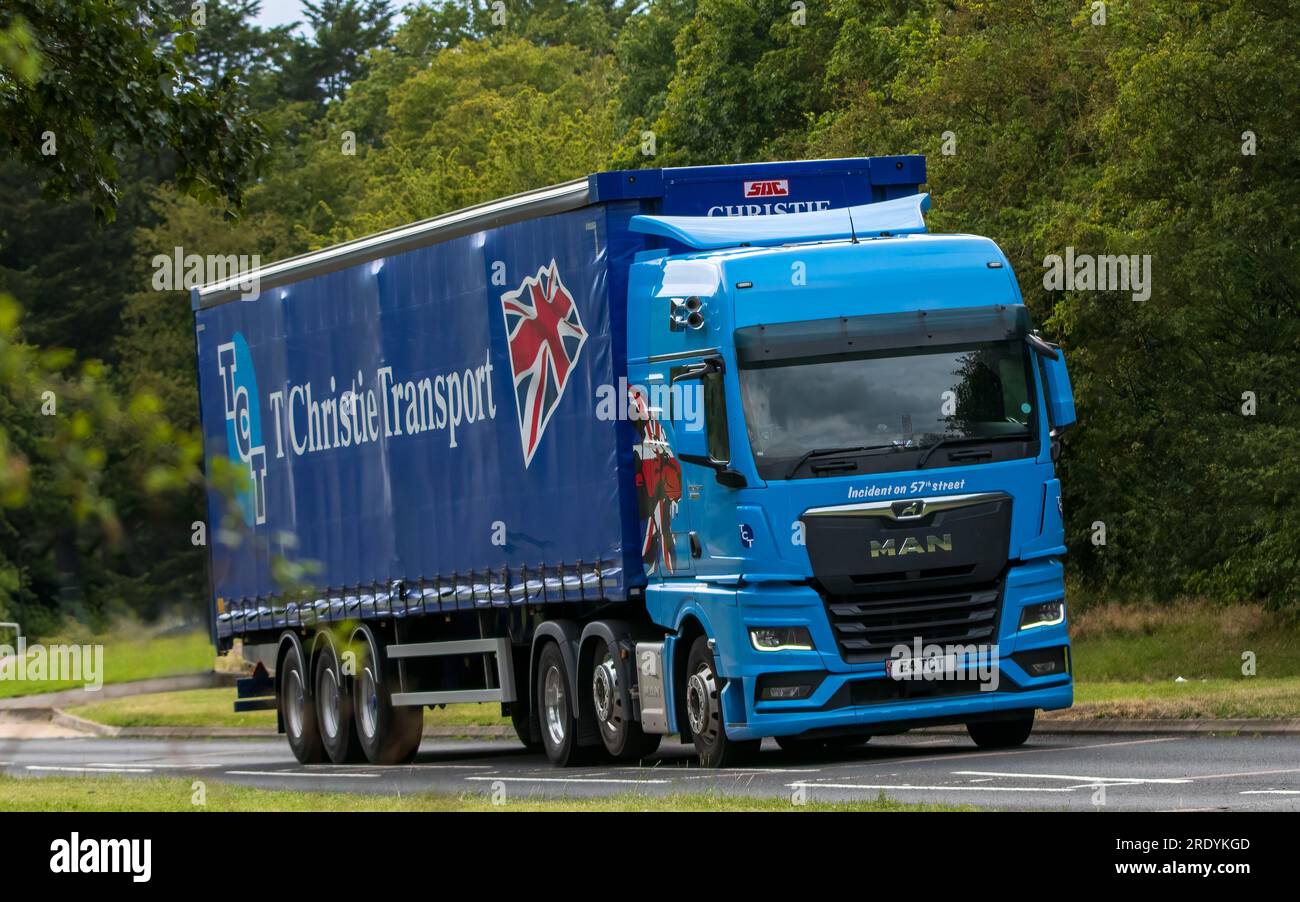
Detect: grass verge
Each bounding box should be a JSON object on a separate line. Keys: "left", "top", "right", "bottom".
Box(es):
{"left": 0, "top": 775, "right": 966, "bottom": 812}
{"left": 1057, "top": 677, "right": 1300, "bottom": 720}
{"left": 1068, "top": 601, "right": 1300, "bottom": 681}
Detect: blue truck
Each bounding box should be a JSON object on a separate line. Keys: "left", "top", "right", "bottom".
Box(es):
{"left": 193, "top": 156, "right": 1076, "bottom": 767}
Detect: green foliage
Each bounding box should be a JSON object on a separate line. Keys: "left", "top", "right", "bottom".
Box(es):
{"left": 0, "top": 0, "right": 268, "bottom": 219}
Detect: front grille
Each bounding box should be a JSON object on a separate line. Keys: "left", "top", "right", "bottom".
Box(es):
{"left": 820, "top": 580, "right": 1003, "bottom": 663}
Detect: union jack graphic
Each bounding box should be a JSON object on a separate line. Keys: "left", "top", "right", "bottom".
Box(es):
{"left": 500, "top": 260, "right": 588, "bottom": 467}
{"left": 630, "top": 389, "right": 683, "bottom": 574}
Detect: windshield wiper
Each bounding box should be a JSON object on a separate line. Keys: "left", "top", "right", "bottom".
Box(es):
{"left": 916, "top": 434, "right": 1029, "bottom": 469}
{"left": 785, "top": 443, "right": 908, "bottom": 479}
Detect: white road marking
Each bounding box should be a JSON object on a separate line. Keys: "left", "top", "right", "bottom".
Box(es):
{"left": 26, "top": 765, "right": 153, "bottom": 774}
{"left": 953, "top": 770, "right": 1192, "bottom": 784}
{"left": 225, "top": 770, "right": 380, "bottom": 779}
{"left": 1191, "top": 767, "right": 1300, "bottom": 781}
{"left": 843, "top": 736, "right": 1186, "bottom": 770}
{"left": 87, "top": 762, "right": 196, "bottom": 769}
{"left": 637, "top": 768, "right": 819, "bottom": 776}
{"left": 400, "top": 764, "right": 494, "bottom": 770}
{"left": 465, "top": 776, "right": 670, "bottom": 785}
{"left": 788, "top": 781, "right": 1079, "bottom": 793}
{"left": 1239, "top": 790, "right": 1300, "bottom": 795}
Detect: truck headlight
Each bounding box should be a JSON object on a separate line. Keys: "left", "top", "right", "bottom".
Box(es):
{"left": 1019, "top": 600, "right": 1065, "bottom": 631}
{"left": 749, "top": 626, "right": 814, "bottom": 652}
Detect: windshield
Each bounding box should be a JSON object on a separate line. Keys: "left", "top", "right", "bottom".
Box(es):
{"left": 738, "top": 339, "right": 1037, "bottom": 479}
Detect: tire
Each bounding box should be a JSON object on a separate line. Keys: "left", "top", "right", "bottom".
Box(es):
{"left": 352, "top": 627, "right": 423, "bottom": 765}
{"left": 280, "top": 640, "right": 324, "bottom": 764}
{"left": 684, "top": 636, "right": 760, "bottom": 768}
{"left": 314, "top": 637, "right": 365, "bottom": 763}
{"left": 536, "top": 641, "right": 590, "bottom": 767}
{"left": 589, "top": 637, "right": 660, "bottom": 761}
{"left": 510, "top": 704, "right": 543, "bottom": 752}
{"left": 966, "top": 713, "right": 1035, "bottom": 749}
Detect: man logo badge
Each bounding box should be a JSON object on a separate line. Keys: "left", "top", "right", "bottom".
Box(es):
{"left": 871, "top": 534, "right": 953, "bottom": 558}
{"left": 891, "top": 499, "right": 926, "bottom": 520}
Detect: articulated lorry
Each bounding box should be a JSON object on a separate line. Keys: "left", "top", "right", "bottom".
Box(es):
{"left": 194, "top": 156, "right": 1076, "bottom": 768}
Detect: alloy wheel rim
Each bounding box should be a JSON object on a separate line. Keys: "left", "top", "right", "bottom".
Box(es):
{"left": 543, "top": 664, "right": 567, "bottom": 746}
{"left": 686, "top": 663, "right": 716, "bottom": 738}
{"left": 320, "top": 665, "right": 340, "bottom": 738}
{"left": 285, "top": 667, "right": 305, "bottom": 737}
{"left": 359, "top": 665, "right": 380, "bottom": 739}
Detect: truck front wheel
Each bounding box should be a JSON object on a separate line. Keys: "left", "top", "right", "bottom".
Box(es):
{"left": 966, "top": 713, "right": 1034, "bottom": 749}
{"left": 685, "top": 636, "right": 759, "bottom": 768}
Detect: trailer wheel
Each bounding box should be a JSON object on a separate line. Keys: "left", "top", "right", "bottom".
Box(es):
{"left": 281, "top": 641, "right": 324, "bottom": 764}
{"left": 590, "top": 638, "right": 660, "bottom": 761}
{"left": 314, "top": 638, "right": 365, "bottom": 763}
{"left": 685, "top": 636, "right": 759, "bottom": 768}
{"left": 536, "top": 641, "right": 589, "bottom": 767}
{"left": 966, "top": 713, "right": 1034, "bottom": 749}
{"left": 352, "top": 627, "right": 422, "bottom": 765}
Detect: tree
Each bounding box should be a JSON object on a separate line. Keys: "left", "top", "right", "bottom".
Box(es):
{"left": 0, "top": 0, "right": 267, "bottom": 219}
{"left": 284, "top": 0, "right": 395, "bottom": 102}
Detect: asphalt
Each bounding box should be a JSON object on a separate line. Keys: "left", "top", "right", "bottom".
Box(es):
{"left": 2, "top": 731, "right": 1298, "bottom": 811}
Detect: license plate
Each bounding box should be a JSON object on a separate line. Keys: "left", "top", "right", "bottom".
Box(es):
{"left": 887, "top": 653, "right": 957, "bottom": 679}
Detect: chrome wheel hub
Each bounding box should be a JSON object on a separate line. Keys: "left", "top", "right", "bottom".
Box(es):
{"left": 592, "top": 654, "right": 618, "bottom": 730}
{"left": 359, "top": 665, "right": 380, "bottom": 739}
{"left": 543, "top": 664, "right": 567, "bottom": 747}
{"left": 320, "top": 666, "right": 341, "bottom": 739}
{"left": 686, "top": 664, "right": 717, "bottom": 737}
{"left": 285, "top": 667, "right": 305, "bottom": 737}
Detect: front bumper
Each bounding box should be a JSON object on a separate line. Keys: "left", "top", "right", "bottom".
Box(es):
{"left": 711, "top": 558, "right": 1072, "bottom": 741}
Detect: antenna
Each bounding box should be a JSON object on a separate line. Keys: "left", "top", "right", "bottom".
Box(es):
{"left": 846, "top": 205, "right": 859, "bottom": 244}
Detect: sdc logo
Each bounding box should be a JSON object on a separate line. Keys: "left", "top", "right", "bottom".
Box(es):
{"left": 743, "top": 179, "right": 790, "bottom": 198}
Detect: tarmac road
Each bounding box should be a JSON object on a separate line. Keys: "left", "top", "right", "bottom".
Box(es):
{"left": 2, "top": 731, "right": 1298, "bottom": 811}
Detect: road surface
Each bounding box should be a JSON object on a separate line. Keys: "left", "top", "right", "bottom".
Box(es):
{"left": 2, "top": 732, "right": 1298, "bottom": 810}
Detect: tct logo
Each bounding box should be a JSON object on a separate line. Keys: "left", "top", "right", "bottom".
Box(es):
{"left": 216, "top": 333, "right": 268, "bottom": 525}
